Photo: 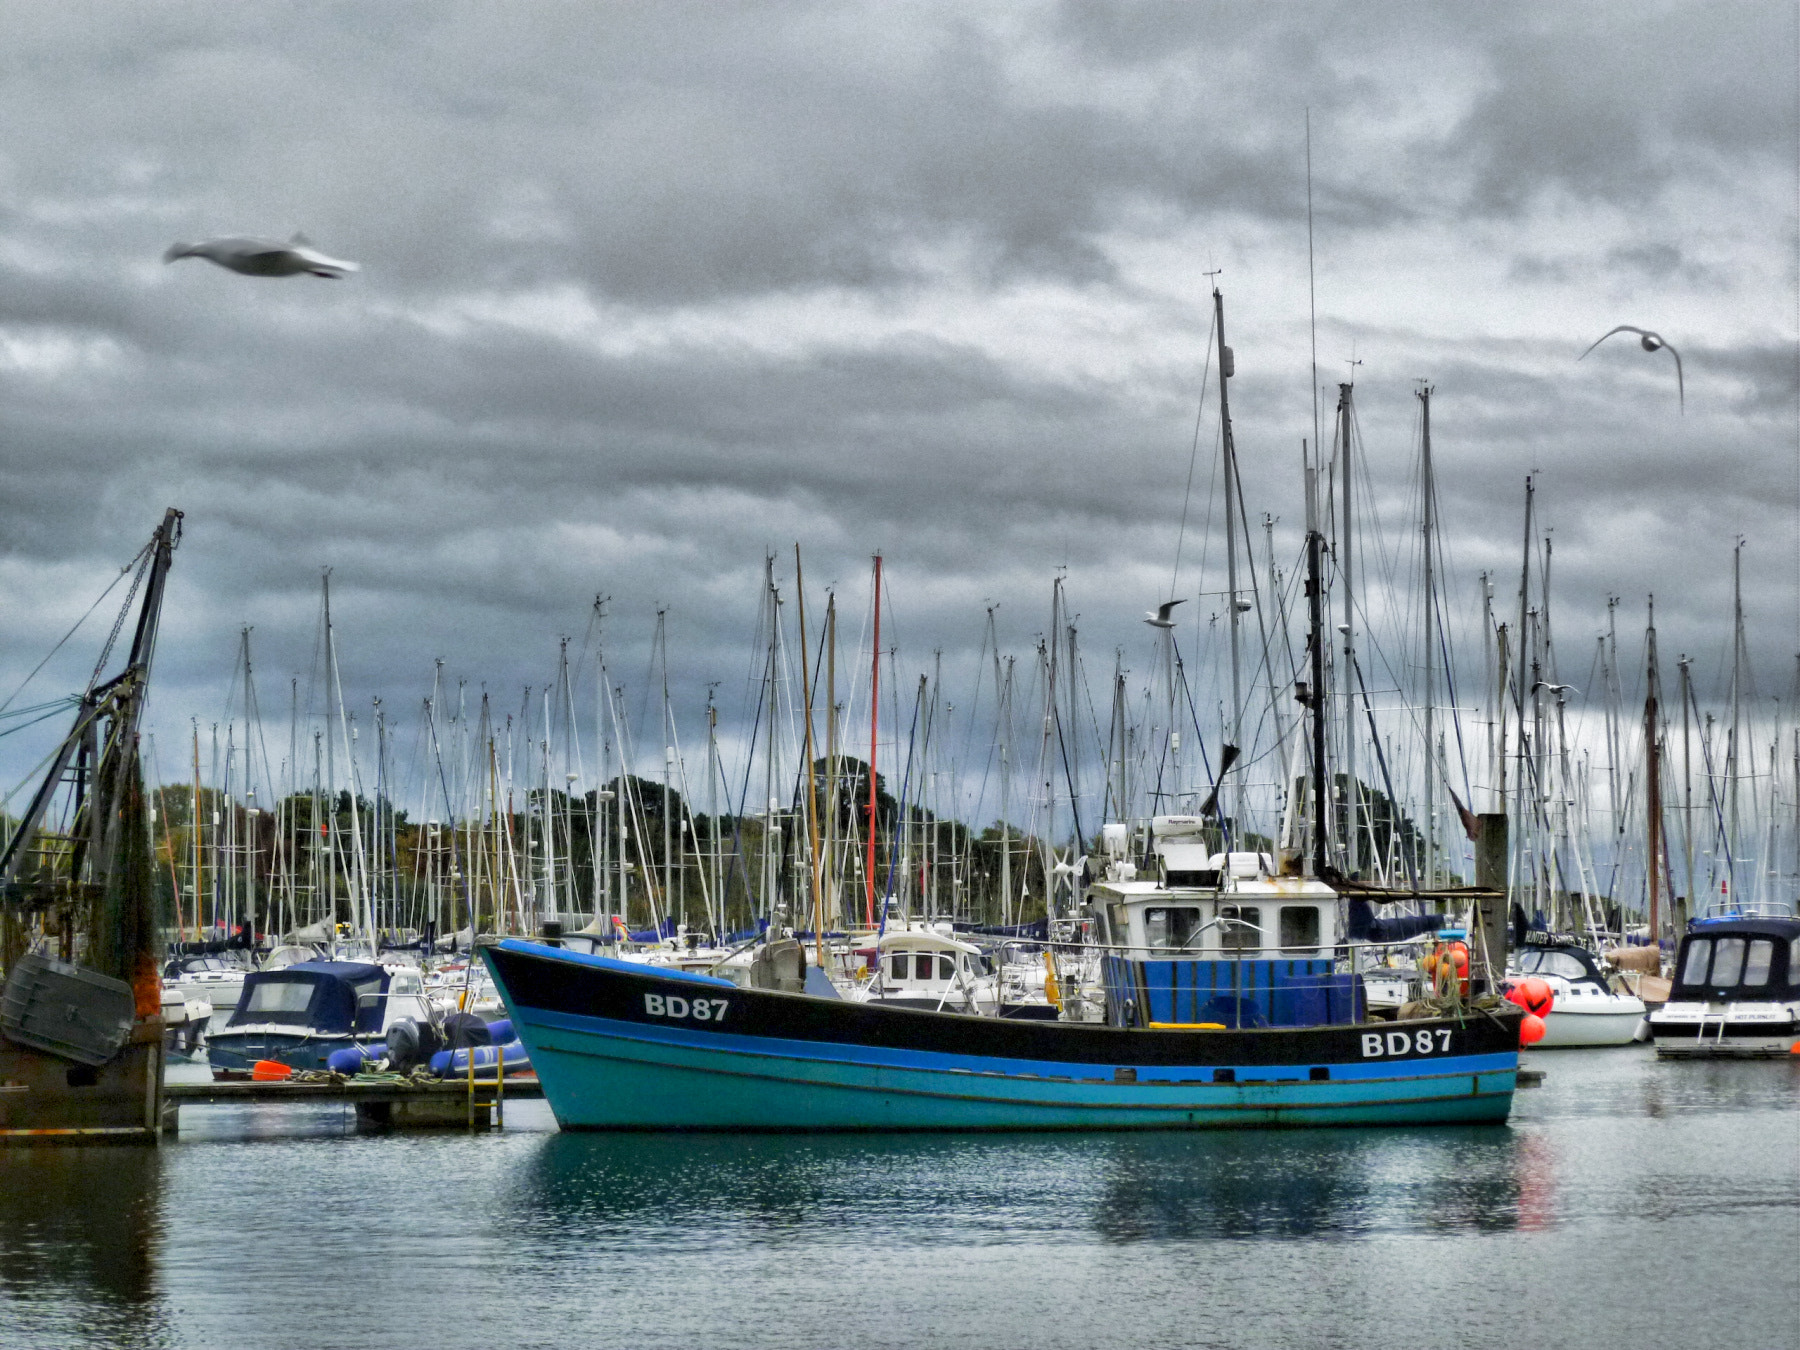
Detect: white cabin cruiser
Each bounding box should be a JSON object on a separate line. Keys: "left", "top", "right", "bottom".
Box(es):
{"left": 847, "top": 925, "right": 1000, "bottom": 1016}
{"left": 1648, "top": 914, "right": 1800, "bottom": 1057}
{"left": 1508, "top": 936, "right": 1646, "bottom": 1047}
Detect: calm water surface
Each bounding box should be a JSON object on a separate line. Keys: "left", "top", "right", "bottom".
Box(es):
{"left": 2, "top": 1050, "right": 1795, "bottom": 1349}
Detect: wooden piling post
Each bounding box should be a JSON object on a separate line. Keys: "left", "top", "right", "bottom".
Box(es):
{"left": 1473, "top": 813, "right": 1509, "bottom": 994}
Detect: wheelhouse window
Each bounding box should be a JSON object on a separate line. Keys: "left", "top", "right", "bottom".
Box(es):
{"left": 1679, "top": 940, "right": 1711, "bottom": 986}
{"left": 1710, "top": 937, "right": 1745, "bottom": 987}
{"left": 938, "top": 956, "right": 955, "bottom": 981}
{"left": 1144, "top": 906, "right": 1203, "bottom": 951}
{"left": 1278, "top": 906, "right": 1320, "bottom": 952}
{"left": 242, "top": 980, "right": 314, "bottom": 1015}
{"left": 1220, "top": 906, "right": 1262, "bottom": 951}
{"left": 1743, "top": 940, "right": 1774, "bottom": 987}
{"left": 915, "top": 954, "right": 936, "bottom": 981}
{"left": 889, "top": 955, "right": 908, "bottom": 982}
{"left": 1538, "top": 952, "right": 1589, "bottom": 982}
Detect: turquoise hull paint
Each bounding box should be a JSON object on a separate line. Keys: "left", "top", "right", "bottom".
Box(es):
{"left": 510, "top": 1007, "right": 1517, "bottom": 1132}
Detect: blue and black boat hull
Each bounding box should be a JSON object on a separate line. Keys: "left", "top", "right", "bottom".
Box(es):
{"left": 481, "top": 939, "right": 1521, "bottom": 1132}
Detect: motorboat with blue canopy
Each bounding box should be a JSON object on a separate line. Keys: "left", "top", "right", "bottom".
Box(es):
{"left": 206, "top": 960, "right": 436, "bottom": 1076}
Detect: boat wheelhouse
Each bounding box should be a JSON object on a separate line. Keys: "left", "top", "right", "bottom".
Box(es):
{"left": 1084, "top": 834, "right": 1359, "bottom": 1030}
{"left": 1647, "top": 916, "right": 1800, "bottom": 1058}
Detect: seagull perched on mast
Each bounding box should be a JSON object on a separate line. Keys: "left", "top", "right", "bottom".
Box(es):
{"left": 163, "top": 233, "right": 359, "bottom": 279}
{"left": 1578, "top": 325, "right": 1683, "bottom": 411}
{"left": 1144, "top": 599, "right": 1185, "bottom": 629}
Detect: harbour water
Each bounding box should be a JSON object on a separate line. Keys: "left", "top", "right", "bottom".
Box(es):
{"left": 2, "top": 1051, "right": 1794, "bottom": 1350}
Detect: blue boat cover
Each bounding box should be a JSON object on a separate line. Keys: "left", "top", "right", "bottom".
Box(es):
{"left": 227, "top": 961, "right": 388, "bottom": 1035}
{"left": 1102, "top": 956, "right": 1363, "bottom": 1029}
{"left": 1345, "top": 896, "right": 1441, "bottom": 944}
{"left": 953, "top": 919, "right": 1049, "bottom": 940}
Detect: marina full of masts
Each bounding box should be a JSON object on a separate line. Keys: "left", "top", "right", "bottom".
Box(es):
{"left": 145, "top": 417, "right": 1798, "bottom": 968}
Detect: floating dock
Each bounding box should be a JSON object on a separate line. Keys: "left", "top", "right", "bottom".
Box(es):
{"left": 163, "top": 1074, "right": 543, "bottom": 1132}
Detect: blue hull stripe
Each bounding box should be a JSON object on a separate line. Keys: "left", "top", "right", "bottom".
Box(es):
{"left": 521, "top": 1006, "right": 1513, "bottom": 1085}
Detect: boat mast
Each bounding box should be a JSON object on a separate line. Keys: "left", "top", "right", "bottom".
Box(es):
{"left": 998, "top": 650, "right": 1014, "bottom": 926}
{"left": 1305, "top": 443, "right": 1328, "bottom": 878}
{"left": 866, "top": 554, "right": 882, "bottom": 927}
{"left": 1513, "top": 477, "right": 1534, "bottom": 915}
{"left": 1337, "top": 382, "right": 1357, "bottom": 874}
{"left": 1645, "top": 599, "right": 1663, "bottom": 943}
{"left": 1679, "top": 655, "right": 1693, "bottom": 924}
{"left": 796, "top": 545, "right": 825, "bottom": 966}
{"left": 1215, "top": 286, "right": 1243, "bottom": 838}
{"left": 825, "top": 591, "right": 838, "bottom": 933}
{"left": 1728, "top": 539, "right": 1745, "bottom": 899}
{"left": 1418, "top": 384, "right": 1436, "bottom": 885}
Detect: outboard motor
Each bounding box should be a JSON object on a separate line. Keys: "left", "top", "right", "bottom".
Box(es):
{"left": 386, "top": 1018, "right": 429, "bottom": 1072}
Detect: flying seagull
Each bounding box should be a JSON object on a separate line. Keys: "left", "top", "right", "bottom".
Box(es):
{"left": 163, "top": 233, "right": 359, "bottom": 279}
{"left": 1578, "top": 325, "right": 1683, "bottom": 411}
{"left": 1144, "top": 599, "right": 1186, "bottom": 629}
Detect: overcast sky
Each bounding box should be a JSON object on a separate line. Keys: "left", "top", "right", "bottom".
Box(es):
{"left": 2, "top": 1, "right": 1796, "bottom": 820}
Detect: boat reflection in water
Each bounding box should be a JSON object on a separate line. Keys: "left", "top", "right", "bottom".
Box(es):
{"left": 0, "top": 1147, "right": 172, "bottom": 1349}
{"left": 509, "top": 1123, "right": 1533, "bottom": 1247}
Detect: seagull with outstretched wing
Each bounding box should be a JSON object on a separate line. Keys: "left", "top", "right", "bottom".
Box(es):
{"left": 1578, "top": 325, "right": 1683, "bottom": 411}
{"left": 1145, "top": 598, "right": 1185, "bottom": 629}
{"left": 163, "top": 233, "right": 359, "bottom": 279}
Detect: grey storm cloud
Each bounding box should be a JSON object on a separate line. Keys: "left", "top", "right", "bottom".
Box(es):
{"left": 0, "top": 0, "right": 1796, "bottom": 810}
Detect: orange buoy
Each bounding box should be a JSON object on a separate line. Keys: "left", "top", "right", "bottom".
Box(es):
{"left": 250, "top": 1059, "right": 293, "bottom": 1081}
{"left": 1519, "top": 1013, "right": 1547, "bottom": 1046}
{"left": 1515, "top": 976, "right": 1554, "bottom": 1018}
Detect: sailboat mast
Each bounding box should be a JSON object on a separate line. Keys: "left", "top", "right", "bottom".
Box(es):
{"left": 825, "top": 590, "right": 838, "bottom": 932}
{"left": 866, "top": 554, "right": 882, "bottom": 926}
{"left": 1338, "top": 383, "right": 1357, "bottom": 874}
{"left": 1728, "top": 539, "right": 1744, "bottom": 898}
{"left": 1418, "top": 384, "right": 1436, "bottom": 885}
{"left": 1305, "top": 447, "right": 1328, "bottom": 878}
{"left": 1215, "top": 287, "right": 1243, "bottom": 835}
{"left": 191, "top": 724, "right": 203, "bottom": 932}
{"left": 795, "top": 545, "right": 825, "bottom": 966}
{"left": 1513, "top": 477, "right": 1534, "bottom": 910}
{"left": 1645, "top": 599, "right": 1663, "bottom": 943}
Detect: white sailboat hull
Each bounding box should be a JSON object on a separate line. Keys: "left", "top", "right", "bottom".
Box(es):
{"left": 1536, "top": 1003, "right": 1647, "bottom": 1047}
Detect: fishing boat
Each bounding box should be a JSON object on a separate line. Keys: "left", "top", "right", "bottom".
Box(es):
{"left": 1646, "top": 915, "right": 1800, "bottom": 1057}
{"left": 206, "top": 959, "right": 437, "bottom": 1076}
{"left": 1507, "top": 936, "right": 1646, "bottom": 1047}
{"left": 480, "top": 937, "right": 1520, "bottom": 1130}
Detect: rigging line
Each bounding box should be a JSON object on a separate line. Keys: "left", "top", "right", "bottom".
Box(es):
{"left": 1169, "top": 302, "right": 1220, "bottom": 600}
{"left": 878, "top": 678, "right": 925, "bottom": 918}
{"left": 1351, "top": 652, "right": 1418, "bottom": 891}
{"left": 0, "top": 555, "right": 140, "bottom": 718}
